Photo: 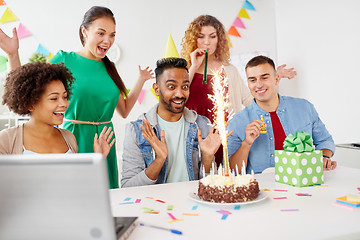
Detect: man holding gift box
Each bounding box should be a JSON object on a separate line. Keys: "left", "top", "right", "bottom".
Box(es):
{"left": 227, "top": 55, "right": 336, "bottom": 174}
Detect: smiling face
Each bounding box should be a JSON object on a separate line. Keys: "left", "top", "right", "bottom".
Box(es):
{"left": 246, "top": 63, "right": 280, "bottom": 106}
{"left": 29, "top": 80, "right": 69, "bottom": 126}
{"left": 197, "top": 25, "right": 218, "bottom": 56}
{"left": 154, "top": 68, "right": 190, "bottom": 121}
{"left": 81, "top": 17, "right": 116, "bottom": 61}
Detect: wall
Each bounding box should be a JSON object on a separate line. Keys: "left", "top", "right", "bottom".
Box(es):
{"left": 1, "top": 0, "right": 278, "bottom": 162}
{"left": 275, "top": 0, "right": 360, "bottom": 144}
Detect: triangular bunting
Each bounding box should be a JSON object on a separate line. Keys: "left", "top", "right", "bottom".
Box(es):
{"left": 238, "top": 8, "right": 251, "bottom": 19}
{"left": 163, "top": 33, "right": 179, "bottom": 58}
{"left": 150, "top": 88, "right": 159, "bottom": 100}
{"left": 122, "top": 88, "right": 131, "bottom": 98}
{"left": 0, "top": 7, "right": 18, "bottom": 23}
{"left": 0, "top": 55, "right": 8, "bottom": 72}
{"left": 0, "top": 0, "right": 6, "bottom": 6}
{"left": 137, "top": 89, "right": 146, "bottom": 104}
{"left": 17, "top": 23, "right": 32, "bottom": 39}
{"left": 242, "top": 0, "right": 256, "bottom": 11}
{"left": 36, "top": 44, "right": 50, "bottom": 57}
{"left": 233, "top": 17, "right": 246, "bottom": 29}
{"left": 228, "top": 26, "right": 241, "bottom": 37}
{"left": 226, "top": 34, "right": 233, "bottom": 48}
{"left": 47, "top": 53, "right": 54, "bottom": 61}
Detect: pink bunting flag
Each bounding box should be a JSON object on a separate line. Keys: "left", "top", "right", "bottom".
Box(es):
{"left": 233, "top": 17, "right": 246, "bottom": 29}
{"left": 17, "top": 23, "right": 32, "bottom": 39}
{"left": 137, "top": 89, "right": 145, "bottom": 104}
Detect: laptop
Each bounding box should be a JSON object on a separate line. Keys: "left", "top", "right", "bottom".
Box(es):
{"left": 0, "top": 153, "right": 138, "bottom": 240}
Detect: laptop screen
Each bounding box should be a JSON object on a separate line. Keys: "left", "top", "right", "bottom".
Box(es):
{"left": 0, "top": 153, "right": 117, "bottom": 240}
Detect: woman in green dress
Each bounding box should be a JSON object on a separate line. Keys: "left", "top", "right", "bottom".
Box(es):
{"left": 0, "top": 6, "right": 153, "bottom": 188}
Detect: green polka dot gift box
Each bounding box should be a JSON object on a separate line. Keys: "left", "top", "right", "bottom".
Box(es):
{"left": 274, "top": 132, "right": 324, "bottom": 187}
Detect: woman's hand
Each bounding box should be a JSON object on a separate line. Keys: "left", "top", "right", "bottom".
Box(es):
{"left": 138, "top": 65, "right": 154, "bottom": 83}
{"left": 93, "top": 126, "right": 116, "bottom": 159}
{"left": 0, "top": 27, "right": 19, "bottom": 56}
{"left": 190, "top": 48, "right": 207, "bottom": 69}
{"left": 277, "top": 64, "right": 297, "bottom": 79}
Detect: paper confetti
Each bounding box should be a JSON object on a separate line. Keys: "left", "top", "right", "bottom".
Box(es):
{"left": 332, "top": 202, "right": 357, "bottom": 210}
{"left": 273, "top": 197, "right": 288, "bottom": 200}
{"left": 357, "top": 187, "right": 360, "bottom": 191}
{"left": 167, "top": 213, "right": 177, "bottom": 220}
{"left": 156, "top": 199, "right": 165, "bottom": 203}
{"left": 220, "top": 210, "right": 232, "bottom": 215}
{"left": 274, "top": 189, "right": 288, "bottom": 192}
{"left": 221, "top": 214, "right": 229, "bottom": 220}
{"left": 263, "top": 189, "right": 271, "bottom": 191}
{"left": 192, "top": 205, "right": 198, "bottom": 210}
{"left": 234, "top": 205, "right": 241, "bottom": 210}
{"left": 124, "top": 197, "right": 131, "bottom": 201}
{"left": 119, "top": 202, "right": 134, "bottom": 205}
{"left": 168, "top": 219, "right": 184, "bottom": 223}
{"left": 281, "top": 209, "right": 299, "bottom": 212}
{"left": 182, "top": 213, "right": 199, "bottom": 216}
{"left": 146, "top": 197, "right": 154, "bottom": 199}
{"left": 135, "top": 199, "right": 141, "bottom": 203}
{"left": 167, "top": 205, "right": 174, "bottom": 211}
{"left": 296, "top": 193, "right": 312, "bottom": 197}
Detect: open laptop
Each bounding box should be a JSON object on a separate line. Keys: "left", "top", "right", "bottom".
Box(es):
{"left": 0, "top": 153, "right": 137, "bottom": 240}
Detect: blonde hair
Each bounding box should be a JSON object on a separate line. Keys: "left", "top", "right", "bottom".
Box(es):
{"left": 180, "top": 15, "right": 230, "bottom": 68}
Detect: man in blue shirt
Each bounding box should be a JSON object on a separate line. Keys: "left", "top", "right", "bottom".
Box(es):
{"left": 227, "top": 55, "right": 336, "bottom": 174}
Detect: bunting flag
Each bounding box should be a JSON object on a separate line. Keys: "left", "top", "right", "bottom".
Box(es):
{"left": 163, "top": 33, "right": 179, "bottom": 58}
{"left": 0, "top": 0, "right": 6, "bottom": 6}
{"left": 226, "top": 34, "right": 233, "bottom": 48}
{"left": 17, "top": 23, "right": 32, "bottom": 39}
{"left": 242, "top": 0, "right": 256, "bottom": 11}
{"left": 238, "top": 8, "right": 251, "bottom": 19}
{"left": 233, "top": 17, "right": 246, "bottom": 29}
{"left": 228, "top": 26, "right": 241, "bottom": 37}
{"left": 137, "top": 89, "right": 146, "bottom": 104}
{"left": 122, "top": 89, "right": 131, "bottom": 98}
{"left": 150, "top": 88, "right": 159, "bottom": 100}
{"left": 47, "top": 53, "right": 54, "bottom": 61}
{"left": 0, "top": 7, "right": 18, "bottom": 23}
{"left": 0, "top": 55, "right": 8, "bottom": 72}
{"left": 36, "top": 44, "right": 50, "bottom": 57}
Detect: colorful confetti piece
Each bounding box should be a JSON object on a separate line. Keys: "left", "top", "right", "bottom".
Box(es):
{"left": 357, "top": 187, "right": 360, "bottom": 191}
{"left": 192, "top": 205, "right": 198, "bottom": 210}
{"left": 124, "top": 197, "right": 131, "bottom": 201}
{"left": 280, "top": 209, "right": 299, "bottom": 212}
{"left": 221, "top": 214, "right": 229, "bottom": 220}
{"left": 273, "top": 197, "right": 288, "bottom": 200}
{"left": 220, "top": 210, "right": 232, "bottom": 215}
{"left": 135, "top": 199, "right": 141, "bottom": 203}
{"left": 263, "top": 188, "right": 271, "bottom": 191}
{"left": 156, "top": 199, "right": 166, "bottom": 203}
{"left": 167, "top": 205, "right": 174, "bottom": 210}
{"left": 274, "top": 189, "right": 288, "bottom": 192}
{"left": 234, "top": 205, "right": 241, "bottom": 210}
{"left": 146, "top": 197, "right": 154, "bottom": 199}
{"left": 119, "top": 202, "right": 134, "bottom": 205}
{"left": 182, "top": 213, "right": 199, "bottom": 216}
{"left": 332, "top": 202, "right": 357, "bottom": 210}
{"left": 167, "top": 213, "right": 177, "bottom": 220}
{"left": 168, "top": 219, "right": 184, "bottom": 223}
{"left": 296, "top": 193, "right": 312, "bottom": 197}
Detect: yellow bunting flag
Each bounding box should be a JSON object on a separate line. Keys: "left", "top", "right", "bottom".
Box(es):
{"left": 163, "top": 33, "right": 179, "bottom": 58}
{"left": 238, "top": 8, "right": 251, "bottom": 19}
{"left": 150, "top": 88, "right": 159, "bottom": 100}
{"left": 0, "top": 7, "right": 18, "bottom": 23}
{"left": 47, "top": 53, "right": 54, "bottom": 61}
{"left": 226, "top": 34, "right": 233, "bottom": 48}
{"left": 228, "top": 26, "right": 241, "bottom": 37}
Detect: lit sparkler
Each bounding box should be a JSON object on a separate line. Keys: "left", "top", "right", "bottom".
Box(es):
{"left": 208, "top": 66, "right": 231, "bottom": 176}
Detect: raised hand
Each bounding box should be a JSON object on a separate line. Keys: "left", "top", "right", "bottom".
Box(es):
{"left": 93, "top": 126, "right": 116, "bottom": 158}
{"left": 0, "top": 27, "right": 19, "bottom": 55}
{"left": 138, "top": 65, "right": 154, "bottom": 83}
{"left": 277, "top": 64, "right": 297, "bottom": 79}
{"left": 140, "top": 119, "right": 167, "bottom": 162}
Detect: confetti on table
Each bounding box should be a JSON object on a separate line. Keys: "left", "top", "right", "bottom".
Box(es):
{"left": 273, "top": 197, "right": 288, "bottom": 200}
{"left": 234, "top": 205, "right": 241, "bottom": 210}
{"left": 167, "top": 205, "right": 174, "bottom": 210}
{"left": 263, "top": 188, "right": 271, "bottom": 191}
{"left": 156, "top": 199, "right": 166, "bottom": 203}
{"left": 274, "top": 189, "right": 288, "bottom": 192}
{"left": 148, "top": 211, "right": 160, "bottom": 214}
{"left": 220, "top": 210, "right": 232, "bottom": 215}
{"left": 168, "top": 219, "right": 184, "bottom": 223}
{"left": 221, "top": 214, "right": 229, "bottom": 220}
{"left": 135, "top": 199, "right": 141, "bottom": 203}
{"left": 119, "top": 202, "right": 134, "bottom": 205}
{"left": 332, "top": 202, "right": 357, "bottom": 210}
{"left": 314, "top": 185, "right": 328, "bottom": 187}
{"left": 182, "top": 213, "right": 199, "bottom": 216}
{"left": 296, "top": 193, "right": 312, "bottom": 197}
{"left": 142, "top": 207, "right": 159, "bottom": 214}
{"left": 280, "top": 209, "right": 299, "bottom": 212}
{"left": 167, "top": 213, "right": 177, "bottom": 220}
{"left": 357, "top": 187, "right": 360, "bottom": 191}
{"left": 146, "top": 197, "right": 154, "bottom": 199}
{"left": 124, "top": 197, "right": 131, "bottom": 201}
{"left": 192, "top": 205, "right": 198, "bottom": 210}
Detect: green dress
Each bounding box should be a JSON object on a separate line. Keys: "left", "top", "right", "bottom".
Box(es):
{"left": 50, "top": 51, "right": 120, "bottom": 188}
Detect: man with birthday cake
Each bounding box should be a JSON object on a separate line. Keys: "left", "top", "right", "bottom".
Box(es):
{"left": 227, "top": 55, "right": 336, "bottom": 174}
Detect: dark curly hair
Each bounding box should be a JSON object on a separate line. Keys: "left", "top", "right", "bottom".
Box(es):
{"left": 155, "top": 57, "right": 188, "bottom": 83}
{"left": 2, "top": 62, "right": 75, "bottom": 115}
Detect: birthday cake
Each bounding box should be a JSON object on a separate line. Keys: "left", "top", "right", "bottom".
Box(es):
{"left": 198, "top": 174, "right": 259, "bottom": 203}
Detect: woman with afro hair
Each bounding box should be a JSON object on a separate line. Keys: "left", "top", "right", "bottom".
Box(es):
{"left": 0, "top": 62, "right": 114, "bottom": 157}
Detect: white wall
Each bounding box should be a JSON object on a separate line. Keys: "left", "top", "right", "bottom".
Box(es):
{"left": 1, "top": 0, "right": 278, "bottom": 159}
{"left": 275, "top": 0, "right": 360, "bottom": 144}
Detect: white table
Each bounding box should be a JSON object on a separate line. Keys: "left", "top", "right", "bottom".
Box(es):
{"left": 110, "top": 166, "right": 360, "bottom": 240}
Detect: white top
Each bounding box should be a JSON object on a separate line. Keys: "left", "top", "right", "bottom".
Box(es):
{"left": 157, "top": 114, "right": 188, "bottom": 183}
{"left": 23, "top": 131, "right": 73, "bottom": 154}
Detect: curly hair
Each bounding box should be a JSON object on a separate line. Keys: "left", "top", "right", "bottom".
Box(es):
{"left": 2, "top": 62, "right": 75, "bottom": 116}
{"left": 180, "top": 15, "right": 230, "bottom": 68}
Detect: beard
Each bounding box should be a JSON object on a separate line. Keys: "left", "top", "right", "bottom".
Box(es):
{"left": 159, "top": 91, "right": 187, "bottom": 114}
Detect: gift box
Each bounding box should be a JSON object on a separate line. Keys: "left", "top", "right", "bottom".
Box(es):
{"left": 274, "top": 132, "right": 324, "bottom": 187}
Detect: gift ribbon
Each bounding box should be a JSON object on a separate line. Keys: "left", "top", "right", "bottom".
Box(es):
{"left": 283, "top": 131, "right": 315, "bottom": 153}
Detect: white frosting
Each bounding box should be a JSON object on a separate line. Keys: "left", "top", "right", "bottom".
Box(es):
{"left": 200, "top": 174, "right": 254, "bottom": 187}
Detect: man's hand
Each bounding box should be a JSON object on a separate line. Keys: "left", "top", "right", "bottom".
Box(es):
{"left": 323, "top": 157, "right": 337, "bottom": 171}
{"left": 277, "top": 64, "right": 297, "bottom": 79}
{"left": 244, "top": 119, "right": 266, "bottom": 146}
{"left": 140, "top": 119, "right": 167, "bottom": 162}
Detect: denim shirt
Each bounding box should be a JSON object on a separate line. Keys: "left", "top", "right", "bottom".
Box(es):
{"left": 227, "top": 95, "right": 335, "bottom": 174}
{"left": 121, "top": 104, "right": 210, "bottom": 187}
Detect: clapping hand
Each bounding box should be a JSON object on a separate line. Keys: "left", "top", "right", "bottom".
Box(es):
{"left": 93, "top": 126, "right": 116, "bottom": 159}
{"left": 277, "top": 64, "right": 297, "bottom": 79}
